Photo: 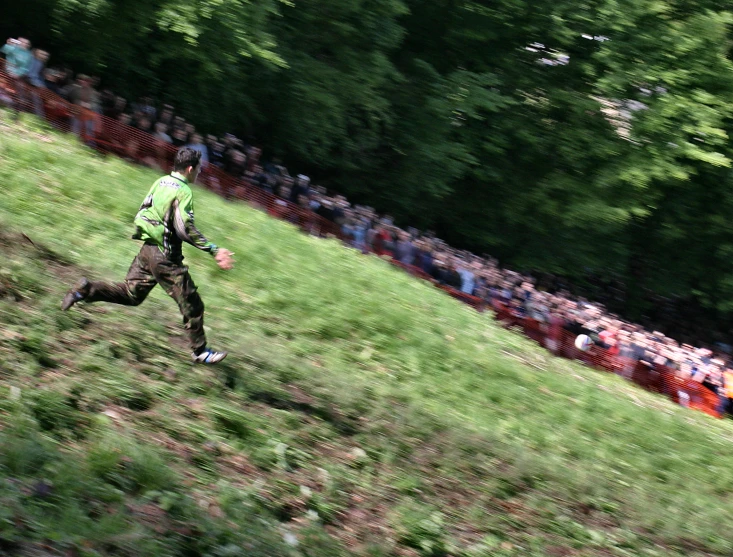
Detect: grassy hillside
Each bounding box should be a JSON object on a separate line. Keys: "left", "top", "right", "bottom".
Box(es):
{"left": 2, "top": 113, "right": 733, "bottom": 557}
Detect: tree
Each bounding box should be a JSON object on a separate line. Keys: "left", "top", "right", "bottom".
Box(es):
{"left": 46, "top": 0, "right": 287, "bottom": 132}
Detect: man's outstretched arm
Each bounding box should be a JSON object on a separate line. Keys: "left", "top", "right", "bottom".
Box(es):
{"left": 174, "top": 191, "right": 234, "bottom": 270}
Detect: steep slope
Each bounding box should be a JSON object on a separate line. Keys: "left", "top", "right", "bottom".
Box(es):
{"left": 2, "top": 116, "right": 733, "bottom": 557}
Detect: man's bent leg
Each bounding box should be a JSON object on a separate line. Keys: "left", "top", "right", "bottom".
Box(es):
{"left": 148, "top": 254, "right": 207, "bottom": 353}
{"left": 178, "top": 276, "right": 207, "bottom": 354}
{"left": 84, "top": 247, "right": 157, "bottom": 306}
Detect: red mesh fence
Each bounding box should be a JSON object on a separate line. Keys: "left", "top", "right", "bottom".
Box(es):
{"left": 1, "top": 66, "right": 723, "bottom": 419}
{"left": 0, "top": 67, "right": 344, "bottom": 240}
{"left": 380, "top": 262, "right": 723, "bottom": 417}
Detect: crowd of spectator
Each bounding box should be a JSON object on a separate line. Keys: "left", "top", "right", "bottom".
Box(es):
{"left": 3, "top": 35, "right": 733, "bottom": 417}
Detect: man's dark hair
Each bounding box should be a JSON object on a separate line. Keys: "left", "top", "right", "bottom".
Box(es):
{"left": 173, "top": 147, "right": 202, "bottom": 171}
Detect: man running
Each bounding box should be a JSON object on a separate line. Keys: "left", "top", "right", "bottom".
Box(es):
{"left": 61, "top": 147, "right": 234, "bottom": 364}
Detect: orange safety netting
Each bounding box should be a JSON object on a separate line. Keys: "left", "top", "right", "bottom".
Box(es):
{"left": 1, "top": 66, "right": 723, "bottom": 419}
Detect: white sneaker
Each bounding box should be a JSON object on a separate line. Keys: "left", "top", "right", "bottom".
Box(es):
{"left": 192, "top": 348, "right": 228, "bottom": 364}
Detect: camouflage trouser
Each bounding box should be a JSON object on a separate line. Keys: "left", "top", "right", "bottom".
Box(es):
{"left": 85, "top": 243, "right": 206, "bottom": 352}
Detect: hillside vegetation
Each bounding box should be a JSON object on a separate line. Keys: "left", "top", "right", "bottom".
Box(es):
{"left": 2, "top": 116, "right": 733, "bottom": 557}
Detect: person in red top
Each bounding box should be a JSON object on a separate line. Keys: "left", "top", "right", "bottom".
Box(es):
{"left": 372, "top": 223, "right": 394, "bottom": 257}
{"left": 723, "top": 368, "right": 733, "bottom": 415}
{"left": 0, "top": 72, "right": 16, "bottom": 110}
{"left": 599, "top": 327, "right": 619, "bottom": 355}
{"left": 546, "top": 304, "right": 564, "bottom": 353}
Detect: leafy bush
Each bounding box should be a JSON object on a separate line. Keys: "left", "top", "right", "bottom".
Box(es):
{"left": 391, "top": 501, "right": 448, "bottom": 557}
{"left": 0, "top": 428, "right": 54, "bottom": 476}
{"left": 17, "top": 330, "right": 56, "bottom": 368}
{"left": 87, "top": 434, "right": 177, "bottom": 494}
{"left": 296, "top": 524, "right": 348, "bottom": 557}
{"left": 30, "top": 389, "right": 90, "bottom": 437}
{"left": 109, "top": 381, "right": 155, "bottom": 411}
{"left": 209, "top": 403, "right": 267, "bottom": 442}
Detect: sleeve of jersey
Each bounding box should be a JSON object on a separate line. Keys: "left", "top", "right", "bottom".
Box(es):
{"left": 173, "top": 190, "right": 219, "bottom": 255}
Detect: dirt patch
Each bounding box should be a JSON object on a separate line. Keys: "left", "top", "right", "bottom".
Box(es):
{"left": 0, "top": 230, "right": 79, "bottom": 306}
{"left": 0, "top": 230, "right": 74, "bottom": 268}
{"left": 247, "top": 383, "right": 361, "bottom": 435}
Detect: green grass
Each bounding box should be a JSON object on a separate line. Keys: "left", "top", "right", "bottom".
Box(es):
{"left": 2, "top": 112, "right": 733, "bottom": 556}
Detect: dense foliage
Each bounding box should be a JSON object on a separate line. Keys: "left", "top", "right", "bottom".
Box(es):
{"left": 4, "top": 0, "right": 733, "bottom": 317}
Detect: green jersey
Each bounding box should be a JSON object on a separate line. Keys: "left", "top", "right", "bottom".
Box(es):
{"left": 132, "top": 172, "right": 218, "bottom": 263}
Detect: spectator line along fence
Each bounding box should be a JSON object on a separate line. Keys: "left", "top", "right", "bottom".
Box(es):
{"left": 0, "top": 65, "right": 723, "bottom": 420}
